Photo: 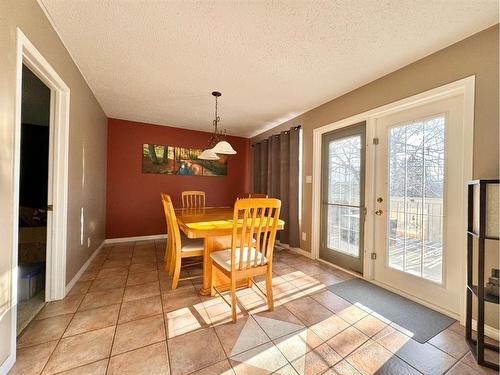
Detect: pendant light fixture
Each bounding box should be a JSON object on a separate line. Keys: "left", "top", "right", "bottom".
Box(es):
{"left": 199, "top": 91, "right": 237, "bottom": 160}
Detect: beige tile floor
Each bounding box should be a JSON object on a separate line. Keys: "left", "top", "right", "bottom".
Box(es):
{"left": 10, "top": 240, "right": 499, "bottom": 375}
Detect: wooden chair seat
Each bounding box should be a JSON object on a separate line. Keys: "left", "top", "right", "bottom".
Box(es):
{"left": 181, "top": 238, "right": 204, "bottom": 254}
{"left": 210, "top": 247, "right": 267, "bottom": 272}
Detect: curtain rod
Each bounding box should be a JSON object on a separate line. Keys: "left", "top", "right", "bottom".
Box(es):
{"left": 251, "top": 125, "right": 301, "bottom": 146}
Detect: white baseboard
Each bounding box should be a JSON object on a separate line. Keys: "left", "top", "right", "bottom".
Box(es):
{"left": 472, "top": 319, "right": 500, "bottom": 341}
{"left": 64, "top": 241, "right": 104, "bottom": 295}
{"left": 370, "top": 279, "right": 461, "bottom": 321}
{"left": 104, "top": 234, "right": 167, "bottom": 244}
{"left": 288, "top": 247, "right": 313, "bottom": 259}
{"left": 370, "top": 281, "right": 499, "bottom": 340}
{"left": 276, "top": 242, "right": 313, "bottom": 259}
{"left": 316, "top": 257, "right": 363, "bottom": 279}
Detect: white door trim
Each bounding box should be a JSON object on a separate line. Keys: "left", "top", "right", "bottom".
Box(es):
{"left": 312, "top": 76, "right": 475, "bottom": 321}
{"left": 16, "top": 27, "right": 70, "bottom": 300}
{"left": 2, "top": 28, "right": 70, "bottom": 374}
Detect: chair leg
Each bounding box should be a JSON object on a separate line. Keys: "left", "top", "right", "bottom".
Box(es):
{"left": 265, "top": 269, "right": 274, "bottom": 311}
{"left": 172, "top": 259, "right": 181, "bottom": 290}
{"left": 164, "top": 241, "right": 171, "bottom": 271}
{"left": 169, "top": 250, "right": 176, "bottom": 276}
{"left": 164, "top": 258, "right": 170, "bottom": 273}
{"left": 164, "top": 243, "right": 171, "bottom": 273}
{"left": 210, "top": 263, "right": 216, "bottom": 297}
{"left": 230, "top": 275, "right": 237, "bottom": 323}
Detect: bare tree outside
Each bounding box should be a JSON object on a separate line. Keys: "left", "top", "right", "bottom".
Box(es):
{"left": 325, "top": 115, "right": 445, "bottom": 283}
{"left": 326, "top": 135, "right": 361, "bottom": 257}
{"left": 388, "top": 115, "right": 445, "bottom": 283}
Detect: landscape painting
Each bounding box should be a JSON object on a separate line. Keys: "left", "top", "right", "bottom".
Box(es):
{"left": 142, "top": 144, "right": 227, "bottom": 176}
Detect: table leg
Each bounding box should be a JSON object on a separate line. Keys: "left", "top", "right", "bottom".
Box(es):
{"left": 199, "top": 235, "right": 233, "bottom": 295}
{"left": 199, "top": 235, "right": 249, "bottom": 296}
{"left": 200, "top": 236, "right": 215, "bottom": 296}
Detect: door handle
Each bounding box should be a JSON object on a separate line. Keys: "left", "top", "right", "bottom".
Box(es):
{"left": 375, "top": 209, "right": 383, "bottom": 216}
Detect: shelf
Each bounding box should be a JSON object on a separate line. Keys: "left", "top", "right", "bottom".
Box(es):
{"left": 465, "top": 337, "right": 500, "bottom": 371}
{"left": 466, "top": 179, "right": 499, "bottom": 371}
{"left": 468, "top": 285, "right": 500, "bottom": 304}
{"left": 467, "top": 231, "right": 500, "bottom": 240}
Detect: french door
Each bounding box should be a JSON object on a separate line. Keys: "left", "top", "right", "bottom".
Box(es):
{"left": 320, "top": 123, "right": 365, "bottom": 273}
{"left": 372, "top": 95, "right": 465, "bottom": 316}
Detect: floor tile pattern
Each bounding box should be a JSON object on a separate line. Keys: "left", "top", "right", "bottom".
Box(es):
{"left": 10, "top": 240, "right": 499, "bottom": 375}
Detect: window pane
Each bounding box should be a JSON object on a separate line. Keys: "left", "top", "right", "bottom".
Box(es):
{"left": 387, "top": 116, "right": 445, "bottom": 283}
{"left": 328, "top": 136, "right": 361, "bottom": 206}
{"left": 327, "top": 205, "right": 360, "bottom": 257}
{"left": 326, "top": 134, "right": 362, "bottom": 258}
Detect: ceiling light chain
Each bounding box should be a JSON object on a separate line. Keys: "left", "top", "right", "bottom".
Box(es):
{"left": 199, "top": 91, "right": 237, "bottom": 160}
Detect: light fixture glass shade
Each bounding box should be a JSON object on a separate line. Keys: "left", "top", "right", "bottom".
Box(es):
{"left": 198, "top": 148, "right": 220, "bottom": 160}
{"left": 212, "top": 141, "right": 237, "bottom": 155}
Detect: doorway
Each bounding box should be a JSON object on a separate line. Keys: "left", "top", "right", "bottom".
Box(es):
{"left": 16, "top": 65, "right": 51, "bottom": 333}
{"left": 372, "top": 95, "right": 465, "bottom": 317}
{"left": 319, "top": 122, "right": 366, "bottom": 274}
{"left": 0, "top": 29, "right": 71, "bottom": 374}
{"left": 312, "top": 77, "right": 474, "bottom": 322}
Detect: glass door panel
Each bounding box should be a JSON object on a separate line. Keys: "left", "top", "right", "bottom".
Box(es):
{"left": 373, "top": 94, "right": 465, "bottom": 316}
{"left": 320, "top": 122, "right": 365, "bottom": 273}
{"left": 387, "top": 116, "right": 445, "bottom": 283}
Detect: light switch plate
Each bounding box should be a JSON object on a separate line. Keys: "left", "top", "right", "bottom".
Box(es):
{"left": 301, "top": 232, "right": 307, "bottom": 241}
{"left": 305, "top": 175, "right": 312, "bottom": 184}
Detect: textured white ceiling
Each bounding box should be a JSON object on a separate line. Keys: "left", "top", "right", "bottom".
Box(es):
{"left": 40, "top": 0, "right": 497, "bottom": 137}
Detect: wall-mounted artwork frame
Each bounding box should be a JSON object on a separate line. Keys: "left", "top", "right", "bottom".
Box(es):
{"left": 142, "top": 144, "right": 228, "bottom": 176}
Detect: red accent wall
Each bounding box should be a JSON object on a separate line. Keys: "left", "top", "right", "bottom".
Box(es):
{"left": 106, "top": 118, "right": 250, "bottom": 239}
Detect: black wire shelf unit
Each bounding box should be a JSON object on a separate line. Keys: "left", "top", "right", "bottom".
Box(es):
{"left": 465, "top": 179, "right": 499, "bottom": 371}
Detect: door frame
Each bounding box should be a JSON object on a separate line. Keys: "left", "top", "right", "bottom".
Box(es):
{"left": 312, "top": 76, "right": 475, "bottom": 321}
{"left": 3, "top": 28, "right": 70, "bottom": 372}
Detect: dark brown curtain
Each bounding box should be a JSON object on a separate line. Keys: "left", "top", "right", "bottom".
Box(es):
{"left": 252, "top": 126, "right": 300, "bottom": 247}
{"left": 259, "top": 139, "right": 268, "bottom": 193}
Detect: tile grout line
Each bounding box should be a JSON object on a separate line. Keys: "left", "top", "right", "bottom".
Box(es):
{"left": 37, "top": 245, "right": 109, "bottom": 375}
{"left": 50, "top": 358, "right": 108, "bottom": 375}
{"left": 104, "top": 242, "right": 133, "bottom": 375}
{"left": 156, "top": 239, "right": 174, "bottom": 375}
{"left": 241, "top": 294, "right": 302, "bottom": 373}
{"left": 442, "top": 351, "right": 478, "bottom": 374}
{"left": 16, "top": 244, "right": 490, "bottom": 375}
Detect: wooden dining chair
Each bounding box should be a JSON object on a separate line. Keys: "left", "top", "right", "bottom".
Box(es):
{"left": 161, "top": 193, "right": 204, "bottom": 289}
{"left": 182, "top": 191, "right": 205, "bottom": 208}
{"left": 210, "top": 198, "right": 281, "bottom": 322}
{"left": 249, "top": 193, "right": 268, "bottom": 198}
{"left": 236, "top": 193, "right": 268, "bottom": 201}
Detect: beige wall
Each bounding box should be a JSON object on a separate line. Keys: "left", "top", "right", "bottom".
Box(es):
{"left": 252, "top": 25, "right": 499, "bottom": 328}
{"left": 0, "top": 0, "right": 107, "bottom": 365}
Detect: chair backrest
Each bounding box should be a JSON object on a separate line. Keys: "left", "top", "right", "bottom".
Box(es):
{"left": 182, "top": 191, "right": 205, "bottom": 208}
{"left": 160, "top": 193, "right": 182, "bottom": 254}
{"left": 231, "top": 198, "right": 281, "bottom": 272}
{"left": 236, "top": 193, "right": 268, "bottom": 202}
{"left": 249, "top": 193, "right": 268, "bottom": 198}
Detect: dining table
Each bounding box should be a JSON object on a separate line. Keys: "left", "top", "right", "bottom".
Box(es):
{"left": 175, "top": 206, "right": 285, "bottom": 296}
